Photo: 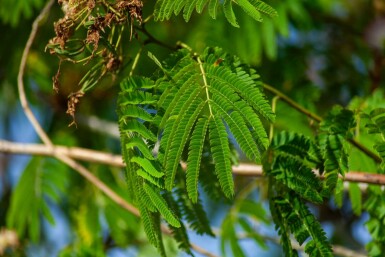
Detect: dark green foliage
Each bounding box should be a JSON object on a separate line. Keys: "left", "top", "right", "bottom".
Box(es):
{"left": 154, "top": 0, "right": 277, "bottom": 25}
{"left": 267, "top": 131, "right": 339, "bottom": 255}
{"left": 163, "top": 191, "right": 193, "bottom": 256}
{"left": 271, "top": 193, "right": 333, "bottom": 257}
{"left": 318, "top": 107, "right": 355, "bottom": 194}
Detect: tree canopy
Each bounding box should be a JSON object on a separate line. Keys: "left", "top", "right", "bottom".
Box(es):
{"left": 1, "top": 0, "right": 385, "bottom": 256}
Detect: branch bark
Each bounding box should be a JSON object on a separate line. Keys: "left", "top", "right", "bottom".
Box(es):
{"left": 2, "top": 139, "right": 385, "bottom": 186}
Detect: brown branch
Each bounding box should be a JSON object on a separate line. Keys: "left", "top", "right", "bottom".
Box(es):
{"left": 17, "top": 0, "right": 55, "bottom": 147}
{"left": 2, "top": 139, "right": 385, "bottom": 186}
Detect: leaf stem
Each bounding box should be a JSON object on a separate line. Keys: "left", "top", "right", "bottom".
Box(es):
{"left": 269, "top": 96, "right": 280, "bottom": 142}
{"left": 197, "top": 56, "right": 213, "bottom": 117}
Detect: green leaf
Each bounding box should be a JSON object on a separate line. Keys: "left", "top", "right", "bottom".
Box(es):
{"left": 223, "top": 0, "right": 239, "bottom": 27}
{"left": 143, "top": 183, "right": 181, "bottom": 227}
{"left": 131, "top": 156, "right": 164, "bottom": 178}
{"left": 209, "top": 116, "right": 234, "bottom": 198}
{"left": 186, "top": 118, "right": 209, "bottom": 202}
{"left": 236, "top": 0, "right": 262, "bottom": 22}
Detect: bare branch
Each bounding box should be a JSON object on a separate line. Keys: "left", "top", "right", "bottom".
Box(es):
{"left": 2, "top": 139, "right": 385, "bottom": 186}
{"left": 17, "top": 0, "right": 55, "bottom": 147}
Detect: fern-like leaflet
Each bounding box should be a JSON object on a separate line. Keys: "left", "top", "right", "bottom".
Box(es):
{"left": 154, "top": 0, "right": 277, "bottom": 26}
{"left": 118, "top": 47, "right": 274, "bottom": 255}
{"left": 267, "top": 131, "right": 333, "bottom": 256}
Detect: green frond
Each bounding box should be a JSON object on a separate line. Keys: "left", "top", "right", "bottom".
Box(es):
{"left": 139, "top": 199, "right": 160, "bottom": 243}
{"left": 196, "top": 0, "right": 208, "bottom": 13}
{"left": 269, "top": 155, "right": 323, "bottom": 204}
{"left": 319, "top": 134, "right": 348, "bottom": 195}
{"left": 177, "top": 188, "right": 215, "bottom": 236}
{"left": 143, "top": 183, "right": 181, "bottom": 227}
{"left": 137, "top": 169, "right": 165, "bottom": 188}
{"left": 272, "top": 194, "right": 332, "bottom": 256}
{"left": 137, "top": 181, "right": 158, "bottom": 212}
{"left": 272, "top": 131, "right": 311, "bottom": 159}
{"left": 199, "top": 162, "right": 227, "bottom": 200}
{"left": 131, "top": 156, "right": 164, "bottom": 178}
{"left": 320, "top": 106, "right": 356, "bottom": 137}
{"left": 236, "top": 0, "right": 262, "bottom": 22}
{"left": 186, "top": 118, "right": 209, "bottom": 202}
{"left": 120, "top": 105, "right": 154, "bottom": 122}
{"left": 209, "top": 116, "right": 234, "bottom": 198}
{"left": 125, "top": 168, "right": 139, "bottom": 203}
{"left": 119, "top": 90, "right": 157, "bottom": 105}
{"left": 117, "top": 47, "right": 274, "bottom": 254}
{"left": 209, "top": 83, "right": 268, "bottom": 153}
{"left": 153, "top": 0, "right": 277, "bottom": 26}
{"left": 120, "top": 76, "right": 155, "bottom": 91}
{"left": 160, "top": 84, "right": 201, "bottom": 176}
{"left": 121, "top": 120, "right": 157, "bottom": 142}
{"left": 269, "top": 195, "right": 299, "bottom": 257}
{"left": 164, "top": 98, "right": 205, "bottom": 190}
{"left": 272, "top": 131, "right": 324, "bottom": 171}
{"left": 223, "top": 0, "right": 239, "bottom": 27}
{"left": 205, "top": 64, "right": 275, "bottom": 122}
{"left": 163, "top": 191, "right": 193, "bottom": 255}
{"left": 139, "top": 203, "right": 165, "bottom": 255}
{"left": 364, "top": 108, "right": 385, "bottom": 136}
{"left": 159, "top": 67, "right": 199, "bottom": 129}
{"left": 208, "top": 0, "right": 218, "bottom": 18}
{"left": 212, "top": 100, "right": 261, "bottom": 161}
{"left": 125, "top": 137, "right": 155, "bottom": 160}
{"left": 248, "top": 0, "right": 278, "bottom": 17}
{"left": 183, "top": 0, "right": 199, "bottom": 21}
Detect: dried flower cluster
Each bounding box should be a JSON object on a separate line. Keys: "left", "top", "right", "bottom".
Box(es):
{"left": 46, "top": 0, "right": 143, "bottom": 126}
{"left": 0, "top": 228, "right": 19, "bottom": 255}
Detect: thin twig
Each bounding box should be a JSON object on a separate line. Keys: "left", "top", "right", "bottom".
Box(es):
{"left": 135, "top": 25, "right": 177, "bottom": 51}
{"left": 263, "top": 83, "right": 382, "bottom": 163}
{"left": 17, "top": 0, "right": 56, "bottom": 147}
{"left": 191, "top": 244, "right": 220, "bottom": 257}
{"left": 2, "top": 140, "right": 385, "bottom": 186}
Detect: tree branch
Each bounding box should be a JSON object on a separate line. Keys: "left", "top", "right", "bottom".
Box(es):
{"left": 2, "top": 139, "right": 385, "bottom": 186}
{"left": 17, "top": 0, "right": 55, "bottom": 147}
